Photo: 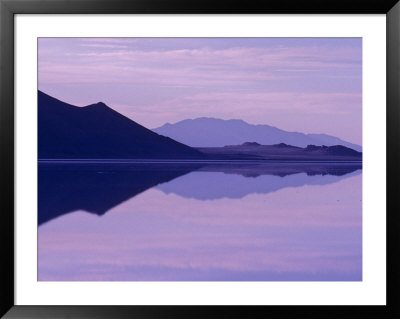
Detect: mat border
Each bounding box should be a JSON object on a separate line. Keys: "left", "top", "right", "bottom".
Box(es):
{"left": 1, "top": 0, "right": 399, "bottom": 318}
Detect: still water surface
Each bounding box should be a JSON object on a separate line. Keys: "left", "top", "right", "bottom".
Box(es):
{"left": 38, "top": 162, "right": 362, "bottom": 281}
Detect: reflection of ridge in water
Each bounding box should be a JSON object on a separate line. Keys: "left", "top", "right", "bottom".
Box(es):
{"left": 38, "top": 163, "right": 201, "bottom": 225}
{"left": 158, "top": 163, "right": 362, "bottom": 200}
{"left": 38, "top": 162, "right": 361, "bottom": 225}
{"left": 197, "top": 163, "right": 361, "bottom": 177}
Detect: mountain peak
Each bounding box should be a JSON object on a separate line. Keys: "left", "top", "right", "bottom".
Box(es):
{"left": 180, "top": 117, "right": 248, "bottom": 124}
{"left": 38, "top": 91, "right": 204, "bottom": 159}
{"left": 273, "top": 143, "right": 292, "bottom": 148}
{"left": 242, "top": 142, "right": 261, "bottom": 147}
{"left": 87, "top": 101, "right": 109, "bottom": 109}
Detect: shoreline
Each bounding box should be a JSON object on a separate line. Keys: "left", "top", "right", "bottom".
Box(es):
{"left": 38, "top": 158, "right": 363, "bottom": 164}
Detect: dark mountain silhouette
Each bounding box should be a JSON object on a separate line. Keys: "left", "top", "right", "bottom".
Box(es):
{"left": 196, "top": 142, "right": 362, "bottom": 161}
{"left": 38, "top": 163, "right": 202, "bottom": 225}
{"left": 153, "top": 117, "right": 362, "bottom": 151}
{"left": 38, "top": 91, "right": 204, "bottom": 159}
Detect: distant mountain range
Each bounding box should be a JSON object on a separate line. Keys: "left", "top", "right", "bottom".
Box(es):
{"left": 196, "top": 142, "right": 362, "bottom": 161}
{"left": 153, "top": 117, "right": 362, "bottom": 151}
{"left": 38, "top": 91, "right": 203, "bottom": 159}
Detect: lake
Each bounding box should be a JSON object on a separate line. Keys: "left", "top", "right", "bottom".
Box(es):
{"left": 38, "top": 161, "right": 362, "bottom": 281}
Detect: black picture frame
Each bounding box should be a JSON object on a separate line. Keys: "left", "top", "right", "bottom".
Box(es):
{"left": 1, "top": 0, "right": 399, "bottom": 318}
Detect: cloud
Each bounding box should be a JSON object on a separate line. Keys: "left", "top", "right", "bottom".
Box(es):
{"left": 39, "top": 45, "right": 361, "bottom": 87}
{"left": 80, "top": 44, "right": 129, "bottom": 49}
{"left": 79, "top": 38, "right": 140, "bottom": 44}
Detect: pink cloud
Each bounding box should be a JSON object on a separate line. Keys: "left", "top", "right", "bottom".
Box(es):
{"left": 80, "top": 44, "right": 129, "bottom": 49}
{"left": 39, "top": 46, "right": 360, "bottom": 86}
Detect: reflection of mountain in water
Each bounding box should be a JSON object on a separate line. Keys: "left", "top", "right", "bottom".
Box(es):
{"left": 157, "top": 163, "right": 362, "bottom": 200}
{"left": 196, "top": 163, "right": 361, "bottom": 178}
{"left": 39, "top": 162, "right": 361, "bottom": 225}
{"left": 38, "top": 163, "right": 200, "bottom": 225}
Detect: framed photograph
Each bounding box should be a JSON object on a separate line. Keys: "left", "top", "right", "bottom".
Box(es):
{"left": 1, "top": 0, "right": 399, "bottom": 318}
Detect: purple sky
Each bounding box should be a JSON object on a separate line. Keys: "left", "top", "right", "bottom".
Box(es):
{"left": 38, "top": 38, "right": 362, "bottom": 145}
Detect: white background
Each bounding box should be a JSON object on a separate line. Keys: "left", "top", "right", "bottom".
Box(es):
{"left": 15, "top": 14, "right": 386, "bottom": 305}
